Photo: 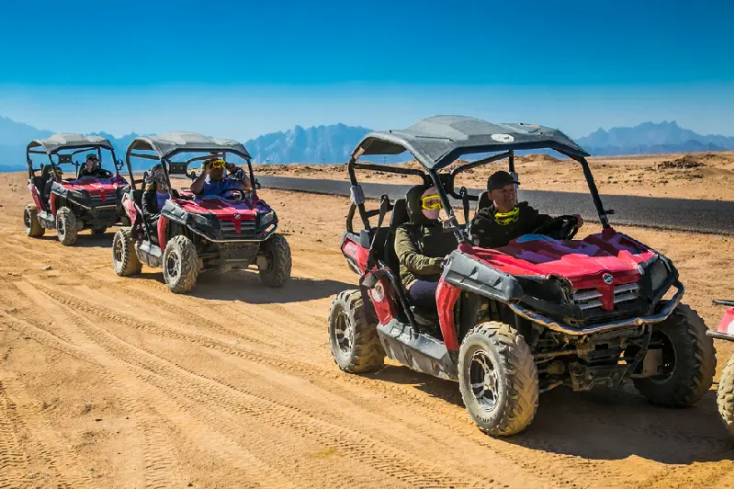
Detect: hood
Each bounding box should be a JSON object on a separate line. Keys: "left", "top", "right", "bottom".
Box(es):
{"left": 406, "top": 184, "right": 434, "bottom": 226}
{"left": 62, "top": 176, "right": 128, "bottom": 202}
{"left": 466, "top": 229, "right": 656, "bottom": 289}
{"left": 174, "top": 195, "right": 271, "bottom": 222}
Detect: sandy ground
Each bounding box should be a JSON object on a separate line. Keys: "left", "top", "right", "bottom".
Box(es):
{"left": 1, "top": 170, "right": 734, "bottom": 489}
{"left": 253, "top": 151, "right": 734, "bottom": 201}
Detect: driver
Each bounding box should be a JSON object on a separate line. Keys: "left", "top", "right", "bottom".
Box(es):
{"left": 395, "top": 185, "right": 458, "bottom": 310}
{"left": 189, "top": 158, "right": 252, "bottom": 196}
{"left": 78, "top": 154, "right": 109, "bottom": 178}
{"left": 470, "top": 170, "right": 583, "bottom": 249}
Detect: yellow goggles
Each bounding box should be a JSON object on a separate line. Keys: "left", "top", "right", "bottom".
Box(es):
{"left": 204, "top": 159, "right": 226, "bottom": 170}
{"left": 420, "top": 194, "right": 443, "bottom": 211}
{"left": 494, "top": 206, "right": 519, "bottom": 226}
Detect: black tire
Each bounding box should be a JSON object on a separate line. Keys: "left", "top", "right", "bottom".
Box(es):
{"left": 92, "top": 226, "right": 107, "bottom": 235}
{"left": 23, "top": 205, "right": 44, "bottom": 237}
{"left": 328, "top": 290, "right": 385, "bottom": 373}
{"left": 458, "top": 322, "right": 539, "bottom": 436}
{"left": 162, "top": 235, "right": 199, "bottom": 294}
{"left": 717, "top": 354, "right": 734, "bottom": 436}
{"left": 112, "top": 227, "right": 142, "bottom": 276}
{"left": 258, "top": 233, "right": 291, "bottom": 288}
{"left": 56, "top": 206, "right": 78, "bottom": 246}
{"left": 633, "top": 303, "right": 716, "bottom": 407}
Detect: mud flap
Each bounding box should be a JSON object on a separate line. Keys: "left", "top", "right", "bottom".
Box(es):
{"left": 639, "top": 348, "right": 664, "bottom": 378}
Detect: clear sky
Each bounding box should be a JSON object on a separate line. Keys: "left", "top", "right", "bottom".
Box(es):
{"left": 1, "top": 0, "right": 732, "bottom": 139}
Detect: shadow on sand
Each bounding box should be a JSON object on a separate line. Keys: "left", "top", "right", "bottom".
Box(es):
{"left": 137, "top": 269, "right": 353, "bottom": 304}
{"left": 371, "top": 364, "right": 734, "bottom": 465}
{"left": 35, "top": 231, "right": 114, "bottom": 249}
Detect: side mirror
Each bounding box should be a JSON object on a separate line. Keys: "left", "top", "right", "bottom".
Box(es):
{"left": 255, "top": 178, "right": 262, "bottom": 190}
{"left": 189, "top": 170, "right": 197, "bottom": 180}
{"left": 115, "top": 159, "right": 124, "bottom": 171}
{"left": 605, "top": 209, "right": 615, "bottom": 215}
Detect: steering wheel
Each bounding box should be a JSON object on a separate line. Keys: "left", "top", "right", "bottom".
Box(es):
{"left": 531, "top": 215, "right": 580, "bottom": 240}
{"left": 219, "top": 188, "right": 248, "bottom": 201}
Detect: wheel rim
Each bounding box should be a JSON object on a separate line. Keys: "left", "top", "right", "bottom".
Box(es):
{"left": 113, "top": 235, "right": 124, "bottom": 264}
{"left": 334, "top": 310, "right": 353, "bottom": 355}
{"left": 469, "top": 349, "right": 500, "bottom": 411}
{"left": 166, "top": 250, "right": 180, "bottom": 280}
{"left": 24, "top": 209, "right": 31, "bottom": 230}
{"left": 646, "top": 330, "right": 677, "bottom": 383}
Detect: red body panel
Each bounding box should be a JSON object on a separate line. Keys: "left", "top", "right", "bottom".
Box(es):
{"left": 463, "top": 228, "right": 652, "bottom": 300}
{"left": 28, "top": 183, "right": 43, "bottom": 210}
{"left": 50, "top": 193, "right": 58, "bottom": 215}
{"left": 369, "top": 272, "right": 398, "bottom": 324}
{"left": 436, "top": 279, "right": 461, "bottom": 350}
{"left": 342, "top": 235, "right": 370, "bottom": 273}
{"left": 174, "top": 195, "right": 270, "bottom": 228}
{"left": 123, "top": 194, "right": 137, "bottom": 222}
{"left": 62, "top": 176, "right": 128, "bottom": 203}
{"left": 718, "top": 308, "right": 734, "bottom": 336}
{"left": 158, "top": 216, "right": 169, "bottom": 249}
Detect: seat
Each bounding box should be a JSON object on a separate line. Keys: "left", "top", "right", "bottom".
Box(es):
{"left": 476, "top": 190, "right": 491, "bottom": 214}
{"left": 383, "top": 199, "right": 440, "bottom": 329}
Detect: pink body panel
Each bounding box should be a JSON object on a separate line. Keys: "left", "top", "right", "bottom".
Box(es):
{"left": 718, "top": 308, "right": 734, "bottom": 335}
{"left": 436, "top": 279, "right": 461, "bottom": 350}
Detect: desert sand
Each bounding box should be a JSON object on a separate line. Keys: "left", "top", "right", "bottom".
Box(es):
{"left": 1, "top": 169, "right": 734, "bottom": 488}
{"left": 253, "top": 151, "right": 734, "bottom": 201}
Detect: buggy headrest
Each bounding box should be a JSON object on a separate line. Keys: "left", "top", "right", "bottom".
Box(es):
{"left": 389, "top": 198, "right": 409, "bottom": 229}
{"left": 477, "top": 190, "right": 492, "bottom": 210}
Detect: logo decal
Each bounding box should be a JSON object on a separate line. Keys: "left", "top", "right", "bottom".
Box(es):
{"left": 602, "top": 273, "right": 614, "bottom": 285}
{"left": 234, "top": 213, "right": 240, "bottom": 220}
{"left": 491, "top": 134, "right": 515, "bottom": 143}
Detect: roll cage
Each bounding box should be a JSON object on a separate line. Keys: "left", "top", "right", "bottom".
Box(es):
{"left": 26, "top": 134, "right": 124, "bottom": 180}
{"left": 124, "top": 132, "right": 255, "bottom": 198}
{"left": 347, "top": 115, "right": 610, "bottom": 244}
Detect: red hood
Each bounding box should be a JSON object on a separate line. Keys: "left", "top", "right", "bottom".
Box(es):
{"left": 62, "top": 176, "right": 128, "bottom": 203}
{"left": 173, "top": 195, "right": 272, "bottom": 222}
{"left": 465, "top": 228, "right": 655, "bottom": 289}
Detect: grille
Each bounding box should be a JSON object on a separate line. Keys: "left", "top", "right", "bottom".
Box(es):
{"left": 573, "top": 283, "right": 639, "bottom": 311}
{"left": 87, "top": 193, "right": 118, "bottom": 207}
{"left": 219, "top": 220, "right": 257, "bottom": 239}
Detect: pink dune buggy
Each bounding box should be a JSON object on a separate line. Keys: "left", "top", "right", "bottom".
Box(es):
{"left": 112, "top": 132, "right": 291, "bottom": 293}
{"left": 24, "top": 134, "right": 130, "bottom": 245}
{"left": 328, "top": 115, "right": 715, "bottom": 436}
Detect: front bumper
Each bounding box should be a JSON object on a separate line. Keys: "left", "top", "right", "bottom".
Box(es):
{"left": 186, "top": 222, "right": 278, "bottom": 243}
{"left": 510, "top": 281, "right": 685, "bottom": 336}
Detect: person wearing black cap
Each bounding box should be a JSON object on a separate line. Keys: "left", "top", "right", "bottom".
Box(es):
{"left": 469, "top": 170, "right": 583, "bottom": 249}
{"left": 78, "top": 154, "right": 112, "bottom": 179}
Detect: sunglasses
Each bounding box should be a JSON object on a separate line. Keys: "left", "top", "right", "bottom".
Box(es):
{"left": 207, "top": 159, "right": 226, "bottom": 170}
{"left": 420, "top": 194, "right": 443, "bottom": 211}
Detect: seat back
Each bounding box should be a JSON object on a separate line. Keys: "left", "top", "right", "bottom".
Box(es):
{"left": 477, "top": 190, "right": 491, "bottom": 212}
{"left": 384, "top": 198, "right": 410, "bottom": 290}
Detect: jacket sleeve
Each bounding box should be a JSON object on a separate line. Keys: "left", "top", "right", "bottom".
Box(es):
{"left": 527, "top": 206, "right": 553, "bottom": 229}
{"left": 395, "top": 226, "right": 443, "bottom": 276}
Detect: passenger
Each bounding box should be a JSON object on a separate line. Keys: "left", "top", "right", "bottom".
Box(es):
{"left": 395, "top": 185, "right": 458, "bottom": 310}
{"left": 189, "top": 158, "right": 252, "bottom": 196}
{"left": 142, "top": 164, "right": 172, "bottom": 232}
{"left": 470, "top": 170, "right": 583, "bottom": 248}
{"left": 78, "top": 154, "right": 110, "bottom": 179}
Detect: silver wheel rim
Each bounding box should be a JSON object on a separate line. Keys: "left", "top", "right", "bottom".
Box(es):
{"left": 334, "top": 310, "right": 353, "bottom": 355}
{"left": 470, "top": 349, "right": 500, "bottom": 411}
{"left": 166, "top": 250, "right": 180, "bottom": 280}
{"left": 114, "top": 235, "right": 124, "bottom": 264}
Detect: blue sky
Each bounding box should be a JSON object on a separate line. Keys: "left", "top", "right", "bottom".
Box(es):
{"left": 0, "top": 0, "right": 732, "bottom": 139}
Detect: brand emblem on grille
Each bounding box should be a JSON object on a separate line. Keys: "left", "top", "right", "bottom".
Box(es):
{"left": 234, "top": 213, "right": 240, "bottom": 219}
{"left": 602, "top": 273, "right": 614, "bottom": 285}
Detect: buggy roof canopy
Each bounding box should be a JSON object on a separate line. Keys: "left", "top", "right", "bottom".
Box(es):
{"left": 353, "top": 115, "right": 590, "bottom": 170}
{"left": 27, "top": 133, "right": 114, "bottom": 155}
{"left": 127, "top": 131, "right": 251, "bottom": 160}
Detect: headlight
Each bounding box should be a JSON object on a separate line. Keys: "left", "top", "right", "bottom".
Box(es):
{"left": 648, "top": 257, "right": 670, "bottom": 292}
{"left": 260, "top": 211, "right": 275, "bottom": 227}
{"left": 190, "top": 213, "right": 213, "bottom": 228}
{"left": 70, "top": 190, "right": 86, "bottom": 200}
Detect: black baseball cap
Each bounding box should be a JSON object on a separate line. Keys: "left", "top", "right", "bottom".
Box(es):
{"left": 487, "top": 171, "right": 519, "bottom": 192}
{"left": 86, "top": 154, "right": 99, "bottom": 161}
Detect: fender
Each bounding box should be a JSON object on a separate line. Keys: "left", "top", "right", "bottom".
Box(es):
{"left": 436, "top": 278, "right": 461, "bottom": 351}
{"left": 157, "top": 216, "right": 169, "bottom": 250}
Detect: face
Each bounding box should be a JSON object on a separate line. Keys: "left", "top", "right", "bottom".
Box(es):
{"left": 86, "top": 158, "right": 98, "bottom": 170}
{"left": 489, "top": 183, "right": 517, "bottom": 212}
{"left": 208, "top": 160, "right": 226, "bottom": 181}
{"left": 420, "top": 186, "right": 443, "bottom": 221}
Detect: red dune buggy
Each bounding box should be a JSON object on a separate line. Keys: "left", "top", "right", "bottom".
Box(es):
{"left": 112, "top": 132, "right": 291, "bottom": 293}
{"left": 707, "top": 300, "right": 734, "bottom": 435}
{"left": 24, "top": 134, "right": 130, "bottom": 245}
{"left": 329, "top": 115, "right": 715, "bottom": 436}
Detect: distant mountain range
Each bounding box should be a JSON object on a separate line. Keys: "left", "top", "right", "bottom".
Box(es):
{"left": 1, "top": 116, "right": 733, "bottom": 173}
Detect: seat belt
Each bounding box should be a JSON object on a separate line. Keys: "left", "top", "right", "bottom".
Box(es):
{"left": 460, "top": 186, "right": 470, "bottom": 227}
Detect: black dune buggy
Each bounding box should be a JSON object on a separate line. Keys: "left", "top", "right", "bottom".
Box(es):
{"left": 328, "top": 115, "right": 715, "bottom": 436}
{"left": 24, "top": 133, "right": 129, "bottom": 245}
{"left": 112, "top": 131, "right": 291, "bottom": 293}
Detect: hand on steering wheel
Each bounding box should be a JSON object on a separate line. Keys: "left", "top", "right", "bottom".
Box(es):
{"left": 531, "top": 215, "right": 581, "bottom": 241}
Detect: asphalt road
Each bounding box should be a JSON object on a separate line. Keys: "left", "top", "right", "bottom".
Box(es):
{"left": 258, "top": 176, "right": 734, "bottom": 235}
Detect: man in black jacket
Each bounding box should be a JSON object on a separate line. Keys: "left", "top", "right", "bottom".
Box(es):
{"left": 469, "top": 170, "right": 583, "bottom": 249}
